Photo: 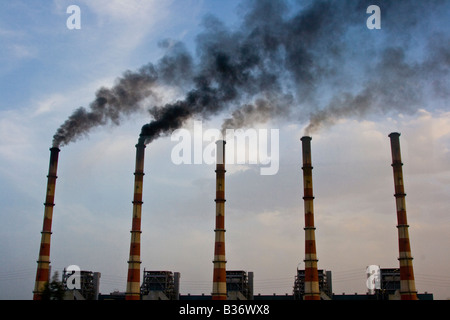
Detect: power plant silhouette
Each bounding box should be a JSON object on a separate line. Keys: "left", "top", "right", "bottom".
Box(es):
{"left": 31, "top": 129, "right": 433, "bottom": 300}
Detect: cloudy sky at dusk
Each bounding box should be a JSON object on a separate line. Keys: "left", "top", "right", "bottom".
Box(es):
{"left": 0, "top": 0, "right": 449, "bottom": 299}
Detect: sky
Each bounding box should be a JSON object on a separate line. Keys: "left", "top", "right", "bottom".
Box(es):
{"left": 0, "top": 0, "right": 449, "bottom": 300}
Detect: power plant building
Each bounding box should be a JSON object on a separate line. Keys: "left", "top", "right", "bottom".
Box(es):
{"left": 62, "top": 269, "right": 101, "bottom": 300}
{"left": 293, "top": 269, "right": 332, "bottom": 300}
{"left": 226, "top": 270, "right": 254, "bottom": 300}
{"left": 140, "top": 270, "right": 180, "bottom": 300}
{"left": 35, "top": 133, "right": 434, "bottom": 301}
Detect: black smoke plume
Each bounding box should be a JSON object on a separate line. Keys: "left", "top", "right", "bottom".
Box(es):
{"left": 52, "top": 64, "right": 159, "bottom": 147}
{"left": 53, "top": 0, "right": 449, "bottom": 147}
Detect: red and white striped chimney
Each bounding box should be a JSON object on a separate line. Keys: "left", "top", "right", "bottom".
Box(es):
{"left": 33, "top": 147, "right": 60, "bottom": 300}
{"left": 389, "top": 132, "right": 418, "bottom": 300}
{"left": 301, "top": 136, "right": 321, "bottom": 300}
{"left": 212, "top": 140, "right": 227, "bottom": 300}
{"left": 126, "top": 136, "right": 146, "bottom": 300}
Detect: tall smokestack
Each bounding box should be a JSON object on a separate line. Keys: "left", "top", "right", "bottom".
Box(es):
{"left": 212, "top": 140, "right": 227, "bottom": 300}
{"left": 33, "top": 147, "right": 60, "bottom": 300}
{"left": 301, "top": 136, "right": 320, "bottom": 300}
{"left": 125, "top": 135, "right": 146, "bottom": 300}
{"left": 388, "top": 133, "right": 418, "bottom": 300}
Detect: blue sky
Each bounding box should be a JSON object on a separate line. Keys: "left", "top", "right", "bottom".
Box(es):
{"left": 0, "top": 0, "right": 450, "bottom": 299}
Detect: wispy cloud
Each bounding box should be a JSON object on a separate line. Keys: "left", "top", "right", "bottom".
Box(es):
{"left": 82, "top": 0, "right": 172, "bottom": 22}
{"left": 8, "top": 44, "right": 36, "bottom": 59}
{"left": 78, "top": 0, "right": 174, "bottom": 50}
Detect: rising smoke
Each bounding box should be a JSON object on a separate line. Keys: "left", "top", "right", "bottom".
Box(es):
{"left": 53, "top": 0, "right": 450, "bottom": 147}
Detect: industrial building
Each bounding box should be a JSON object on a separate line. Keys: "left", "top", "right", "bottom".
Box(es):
{"left": 140, "top": 270, "right": 180, "bottom": 300}
{"left": 226, "top": 270, "right": 254, "bottom": 300}
{"left": 293, "top": 269, "right": 332, "bottom": 300}
{"left": 363, "top": 267, "right": 433, "bottom": 301}
{"left": 62, "top": 269, "right": 101, "bottom": 300}
{"left": 94, "top": 268, "right": 433, "bottom": 300}
{"left": 377, "top": 268, "right": 402, "bottom": 298}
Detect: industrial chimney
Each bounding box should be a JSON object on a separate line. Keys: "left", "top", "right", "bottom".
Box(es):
{"left": 388, "top": 133, "right": 418, "bottom": 300}
{"left": 126, "top": 136, "right": 146, "bottom": 300}
{"left": 301, "top": 136, "right": 321, "bottom": 300}
{"left": 212, "top": 140, "right": 227, "bottom": 300}
{"left": 33, "top": 147, "right": 60, "bottom": 300}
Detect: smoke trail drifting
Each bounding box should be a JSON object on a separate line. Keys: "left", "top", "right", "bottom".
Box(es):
{"left": 53, "top": 0, "right": 450, "bottom": 146}
{"left": 52, "top": 64, "right": 159, "bottom": 147}
{"left": 304, "top": 41, "right": 450, "bottom": 135}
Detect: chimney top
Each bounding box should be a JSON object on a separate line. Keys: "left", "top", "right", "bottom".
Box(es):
{"left": 301, "top": 136, "right": 312, "bottom": 142}
{"left": 389, "top": 132, "right": 401, "bottom": 138}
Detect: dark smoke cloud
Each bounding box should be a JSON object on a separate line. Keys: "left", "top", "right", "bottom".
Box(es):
{"left": 53, "top": 64, "right": 159, "bottom": 147}
{"left": 53, "top": 0, "right": 450, "bottom": 147}
{"left": 305, "top": 41, "right": 450, "bottom": 135}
